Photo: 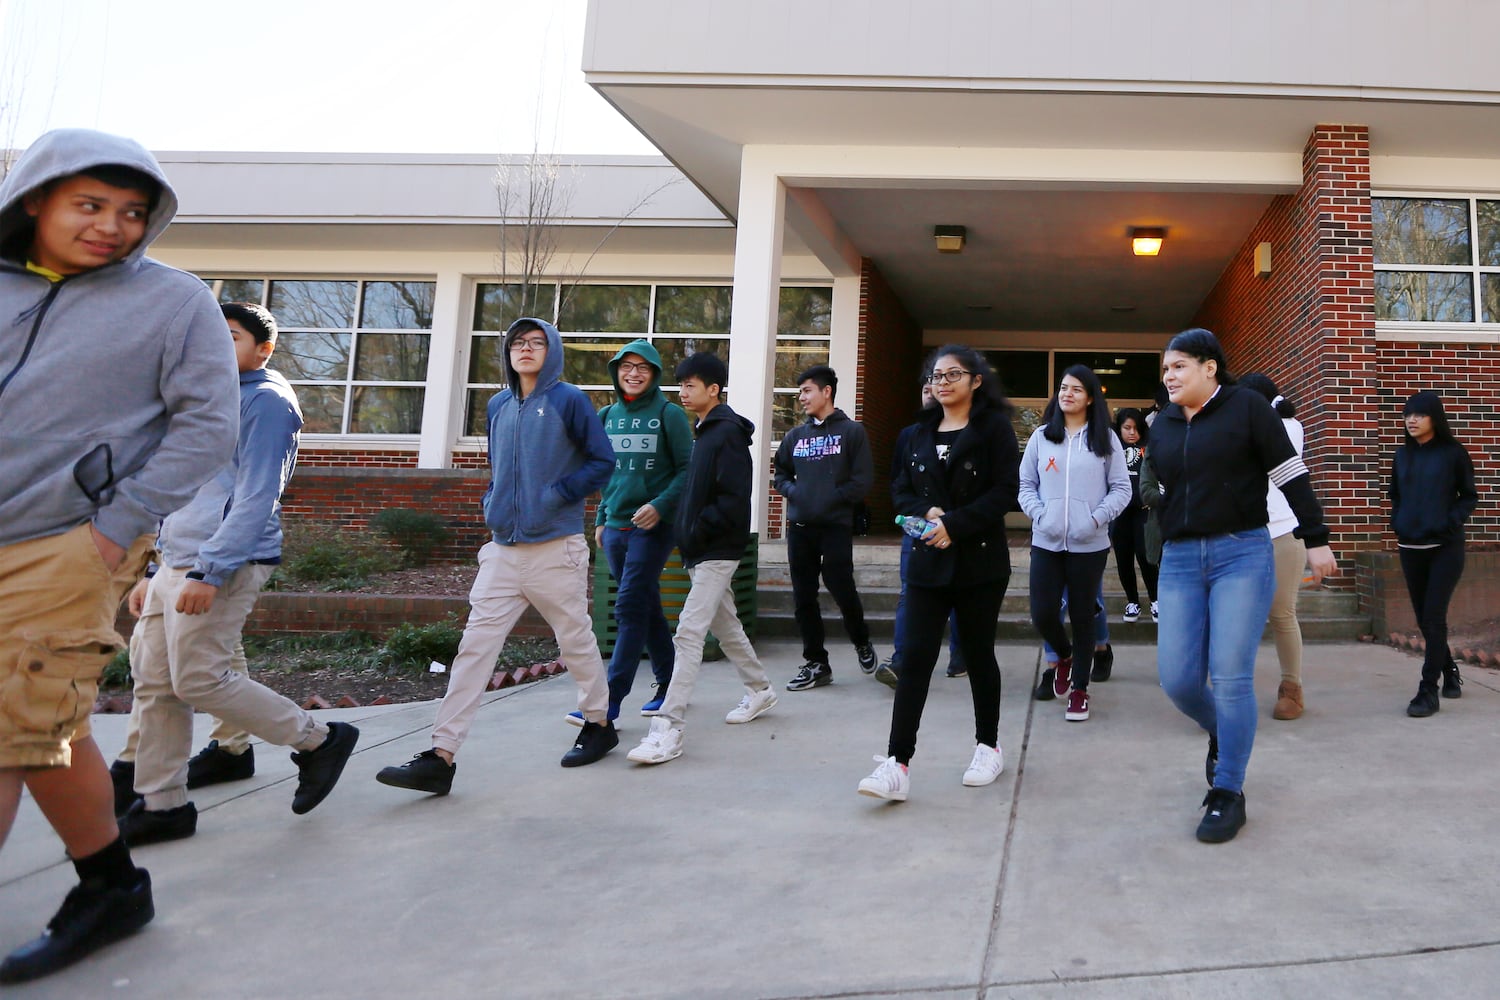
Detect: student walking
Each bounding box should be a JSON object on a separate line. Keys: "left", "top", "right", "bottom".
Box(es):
{"left": 0, "top": 129, "right": 241, "bottom": 982}
{"left": 1018, "top": 366, "right": 1130, "bottom": 722}
{"left": 775, "top": 364, "right": 878, "bottom": 690}
{"left": 376, "top": 318, "right": 615, "bottom": 795}
{"left": 1390, "top": 391, "right": 1478, "bottom": 718}
{"left": 859, "top": 346, "right": 1019, "bottom": 802}
{"left": 1150, "top": 329, "right": 1337, "bottom": 843}
{"left": 1110, "top": 407, "right": 1159, "bottom": 624}
{"left": 1238, "top": 373, "right": 1311, "bottom": 720}
{"left": 627, "top": 352, "right": 777, "bottom": 765}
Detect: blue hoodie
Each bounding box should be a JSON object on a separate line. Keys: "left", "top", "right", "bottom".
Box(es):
{"left": 481, "top": 318, "right": 614, "bottom": 544}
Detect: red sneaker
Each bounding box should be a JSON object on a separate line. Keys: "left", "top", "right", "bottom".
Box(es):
{"left": 1065, "top": 688, "right": 1090, "bottom": 721}
{"left": 1053, "top": 657, "right": 1072, "bottom": 699}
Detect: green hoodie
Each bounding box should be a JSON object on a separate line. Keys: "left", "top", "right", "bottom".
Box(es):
{"left": 595, "top": 339, "right": 694, "bottom": 530}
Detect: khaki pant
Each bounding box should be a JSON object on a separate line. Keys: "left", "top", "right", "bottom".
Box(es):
{"left": 0, "top": 524, "right": 153, "bottom": 768}
{"left": 119, "top": 634, "right": 251, "bottom": 762}
{"left": 131, "top": 564, "right": 325, "bottom": 810}
{"left": 660, "top": 559, "right": 769, "bottom": 729}
{"left": 1269, "top": 532, "right": 1306, "bottom": 685}
{"left": 431, "top": 536, "right": 606, "bottom": 756}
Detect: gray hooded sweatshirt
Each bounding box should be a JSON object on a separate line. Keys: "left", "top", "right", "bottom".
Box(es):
{"left": 0, "top": 129, "right": 239, "bottom": 549}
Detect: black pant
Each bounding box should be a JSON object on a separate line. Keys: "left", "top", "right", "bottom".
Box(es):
{"left": 787, "top": 522, "right": 870, "bottom": 664}
{"left": 1029, "top": 547, "right": 1110, "bottom": 692}
{"left": 887, "top": 578, "right": 1007, "bottom": 764}
{"left": 1399, "top": 542, "right": 1465, "bottom": 685}
{"left": 1110, "top": 505, "right": 1158, "bottom": 605}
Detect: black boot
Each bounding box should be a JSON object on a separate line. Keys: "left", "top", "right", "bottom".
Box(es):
{"left": 1090, "top": 643, "right": 1114, "bottom": 682}
{"left": 1441, "top": 660, "right": 1464, "bottom": 699}
{"left": 1407, "top": 682, "right": 1441, "bottom": 718}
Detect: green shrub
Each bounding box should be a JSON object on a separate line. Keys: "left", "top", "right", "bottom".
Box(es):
{"left": 371, "top": 508, "right": 452, "bottom": 567}
{"left": 102, "top": 649, "right": 132, "bottom": 688}
{"left": 281, "top": 524, "right": 399, "bottom": 589}
{"left": 382, "top": 616, "right": 465, "bottom": 669}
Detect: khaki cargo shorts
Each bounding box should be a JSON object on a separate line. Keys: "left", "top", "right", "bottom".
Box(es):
{"left": 0, "top": 523, "right": 153, "bottom": 768}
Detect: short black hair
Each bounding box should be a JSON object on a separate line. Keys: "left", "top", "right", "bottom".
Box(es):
{"left": 1165, "top": 327, "right": 1235, "bottom": 384}
{"left": 221, "top": 302, "right": 278, "bottom": 344}
{"left": 77, "top": 164, "right": 161, "bottom": 211}
{"left": 675, "top": 351, "right": 728, "bottom": 393}
{"left": 796, "top": 364, "right": 838, "bottom": 399}
{"left": 1114, "top": 406, "right": 1149, "bottom": 446}
{"left": 1403, "top": 390, "right": 1456, "bottom": 446}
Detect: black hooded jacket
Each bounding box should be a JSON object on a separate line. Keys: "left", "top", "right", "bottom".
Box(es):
{"left": 675, "top": 401, "right": 755, "bottom": 567}
{"left": 1390, "top": 438, "right": 1477, "bottom": 546}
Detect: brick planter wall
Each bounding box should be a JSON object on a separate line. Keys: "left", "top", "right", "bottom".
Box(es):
{"left": 280, "top": 467, "right": 493, "bottom": 564}
{"left": 1357, "top": 549, "right": 1500, "bottom": 639}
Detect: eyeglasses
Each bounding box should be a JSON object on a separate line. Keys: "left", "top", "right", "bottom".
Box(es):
{"left": 510, "top": 337, "right": 547, "bottom": 353}
{"left": 617, "top": 362, "right": 653, "bottom": 374}
{"left": 925, "top": 370, "right": 974, "bottom": 385}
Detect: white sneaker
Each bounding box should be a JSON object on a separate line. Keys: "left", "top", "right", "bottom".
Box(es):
{"left": 1151, "top": 600, "right": 1159, "bottom": 623}
{"left": 857, "top": 755, "right": 909, "bottom": 801}
{"left": 725, "top": 685, "right": 778, "bottom": 724}
{"left": 962, "top": 743, "right": 1005, "bottom": 786}
{"left": 626, "top": 717, "right": 684, "bottom": 765}
{"left": 1123, "top": 602, "right": 1141, "bottom": 623}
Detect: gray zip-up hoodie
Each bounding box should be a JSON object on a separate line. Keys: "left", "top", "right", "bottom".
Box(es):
{"left": 1018, "top": 424, "right": 1131, "bottom": 553}
{"left": 0, "top": 129, "right": 239, "bottom": 548}
{"left": 157, "top": 368, "right": 302, "bottom": 585}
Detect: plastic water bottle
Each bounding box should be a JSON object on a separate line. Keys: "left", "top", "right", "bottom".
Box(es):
{"left": 895, "top": 514, "right": 937, "bottom": 539}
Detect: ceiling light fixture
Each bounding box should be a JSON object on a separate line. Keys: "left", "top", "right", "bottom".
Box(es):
{"left": 934, "top": 225, "right": 966, "bottom": 254}
{"left": 1131, "top": 227, "right": 1166, "bottom": 256}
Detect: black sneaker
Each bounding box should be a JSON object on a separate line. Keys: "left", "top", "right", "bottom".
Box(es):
{"left": 187, "top": 741, "right": 255, "bottom": 789}
{"left": 874, "top": 659, "right": 899, "bottom": 690}
{"left": 1205, "top": 733, "right": 1219, "bottom": 787}
{"left": 1196, "top": 788, "right": 1247, "bottom": 843}
{"left": 1090, "top": 644, "right": 1114, "bottom": 683}
{"left": 786, "top": 662, "right": 832, "bottom": 691}
{"left": 1407, "top": 683, "right": 1441, "bottom": 718}
{"left": 946, "top": 661, "right": 967, "bottom": 678}
{"left": 376, "top": 749, "right": 455, "bottom": 795}
{"left": 856, "top": 644, "right": 879, "bottom": 674}
{"left": 1442, "top": 662, "right": 1464, "bottom": 699}
{"left": 1034, "top": 666, "right": 1057, "bottom": 701}
{"left": 119, "top": 800, "right": 197, "bottom": 847}
{"left": 290, "top": 722, "right": 359, "bottom": 814}
{"left": 0, "top": 870, "right": 154, "bottom": 984}
{"left": 109, "top": 759, "right": 140, "bottom": 818}
{"left": 561, "top": 720, "right": 619, "bottom": 768}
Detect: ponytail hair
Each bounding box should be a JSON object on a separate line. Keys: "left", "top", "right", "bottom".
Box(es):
{"left": 1239, "top": 372, "right": 1296, "bottom": 419}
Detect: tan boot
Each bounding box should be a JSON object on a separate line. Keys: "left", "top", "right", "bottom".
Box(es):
{"left": 1272, "top": 680, "right": 1303, "bottom": 720}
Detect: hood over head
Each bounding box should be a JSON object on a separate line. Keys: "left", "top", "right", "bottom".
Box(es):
{"left": 607, "top": 338, "right": 663, "bottom": 400}
{"left": 0, "top": 128, "right": 179, "bottom": 265}
{"left": 502, "top": 317, "right": 565, "bottom": 397}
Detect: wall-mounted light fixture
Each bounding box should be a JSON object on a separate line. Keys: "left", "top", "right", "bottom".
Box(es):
{"left": 1131, "top": 227, "right": 1166, "bottom": 256}
{"left": 1254, "top": 241, "right": 1273, "bottom": 276}
{"left": 934, "top": 225, "right": 966, "bottom": 254}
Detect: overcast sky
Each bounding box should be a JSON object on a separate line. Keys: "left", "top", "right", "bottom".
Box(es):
{"left": 1, "top": 0, "right": 659, "bottom": 156}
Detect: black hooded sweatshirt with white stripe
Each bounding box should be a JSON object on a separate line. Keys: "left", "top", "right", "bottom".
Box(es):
{"left": 1147, "top": 384, "right": 1329, "bottom": 548}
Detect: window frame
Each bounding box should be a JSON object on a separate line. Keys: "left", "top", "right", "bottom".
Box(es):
{"left": 1373, "top": 192, "right": 1500, "bottom": 343}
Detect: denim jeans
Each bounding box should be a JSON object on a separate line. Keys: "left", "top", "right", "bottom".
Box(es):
{"left": 602, "top": 523, "right": 678, "bottom": 707}
{"left": 892, "top": 534, "right": 962, "bottom": 668}
{"left": 1156, "top": 529, "right": 1274, "bottom": 793}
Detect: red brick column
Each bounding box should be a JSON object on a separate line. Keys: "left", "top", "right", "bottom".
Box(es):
{"left": 855, "top": 258, "right": 925, "bottom": 535}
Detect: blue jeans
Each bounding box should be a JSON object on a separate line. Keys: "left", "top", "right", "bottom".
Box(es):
{"left": 1041, "top": 580, "right": 1110, "bottom": 663}
{"left": 602, "top": 523, "right": 677, "bottom": 706}
{"left": 1156, "top": 529, "right": 1275, "bottom": 793}
{"left": 893, "top": 534, "right": 962, "bottom": 668}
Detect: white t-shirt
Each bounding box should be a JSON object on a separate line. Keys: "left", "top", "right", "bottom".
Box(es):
{"left": 1266, "top": 416, "right": 1304, "bottom": 539}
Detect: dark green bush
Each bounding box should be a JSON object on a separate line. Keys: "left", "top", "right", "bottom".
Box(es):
{"left": 382, "top": 615, "right": 466, "bottom": 669}
{"left": 102, "top": 649, "right": 132, "bottom": 688}
{"left": 281, "top": 524, "right": 399, "bottom": 589}
{"left": 371, "top": 508, "right": 451, "bottom": 567}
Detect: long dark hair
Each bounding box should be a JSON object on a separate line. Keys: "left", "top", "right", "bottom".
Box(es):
{"left": 1041, "top": 364, "right": 1113, "bottom": 454}
{"left": 926, "top": 344, "right": 1012, "bottom": 418}
{"left": 1114, "top": 406, "right": 1149, "bottom": 446}
{"left": 1165, "top": 327, "right": 1235, "bottom": 385}
{"left": 1239, "top": 372, "right": 1297, "bottom": 418}
{"left": 1402, "top": 390, "right": 1456, "bottom": 446}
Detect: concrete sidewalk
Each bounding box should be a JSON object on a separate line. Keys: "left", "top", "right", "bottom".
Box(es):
{"left": 2, "top": 641, "right": 1497, "bottom": 998}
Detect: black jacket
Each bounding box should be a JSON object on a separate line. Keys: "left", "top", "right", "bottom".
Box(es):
{"left": 891, "top": 404, "right": 1020, "bottom": 588}
{"left": 773, "top": 408, "right": 873, "bottom": 527}
{"left": 1149, "top": 385, "right": 1329, "bottom": 548}
{"left": 1390, "top": 438, "right": 1477, "bottom": 546}
{"left": 675, "top": 402, "right": 754, "bottom": 567}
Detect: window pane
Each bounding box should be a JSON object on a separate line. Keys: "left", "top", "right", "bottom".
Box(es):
{"left": 360, "top": 281, "right": 435, "bottom": 329}
{"left": 295, "top": 386, "right": 346, "bottom": 434}
{"left": 1372, "top": 198, "right": 1471, "bottom": 266}
{"left": 654, "top": 285, "right": 732, "bottom": 334}
{"left": 1374, "top": 272, "right": 1474, "bottom": 322}
{"left": 772, "top": 391, "right": 801, "bottom": 441}
{"left": 354, "top": 333, "right": 429, "bottom": 381}
{"left": 269, "top": 280, "right": 357, "bottom": 328}
{"left": 468, "top": 335, "right": 506, "bottom": 384}
{"left": 465, "top": 389, "right": 494, "bottom": 437}
{"left": 209, "top": 278, "right": 265, "bottom": 304}
{"left": 653, "top": 337, "right": 729, "bottom": 384}
{"left": 774, "top": 339, "right": 830, "bottom": 387}
{"left": 1478, "top": 201, "right": 1500, "bottom": 267}
{"left": 561, "top": 337, "right": 627, "bottom": 387}
{"left": 349, "top": 386, "right": 424, "bottom": 434}
{"left": 273, "top": 332, "right": 351, "bottom": 381}
{"left": 778, "top": 287, "right": 833, "bottom": 337}
{"left": 474, "top": 283, "right": 556, "bottom": 331}
{"left": 1482, "top": 274, "right": 1500, "bottom": 323}
{"left": 584, "top": 388, "right": 614, "bottom": 413}
{"left": 558, "top": 285, "right": 649, "bottom": 333}
{"left": 984, "top": 351, "right": 1050, "bottom": 399}
{"left": 1054, "top": 351, "right": 1161, "bottom": 402}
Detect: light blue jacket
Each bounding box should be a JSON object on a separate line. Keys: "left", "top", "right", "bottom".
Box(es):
{"left": 1018, "top": 425, "right": 1131, "bottom": 553}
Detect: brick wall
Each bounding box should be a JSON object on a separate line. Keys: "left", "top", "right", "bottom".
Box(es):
{"left": 857, "top": 258, "right": 926, "bottom": 535}
{"left": 299, "top": 448, "right": 420, "bottom": 469}
{"left": 281, "top": 468, "right": 492, "bottom": 563}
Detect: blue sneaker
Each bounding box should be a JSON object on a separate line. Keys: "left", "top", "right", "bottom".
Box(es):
{"left": 565, "top": 703, "right": 621, "bottom": 728}
{"left": 641, "top": 683, "right": 669, "bottom": 716}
